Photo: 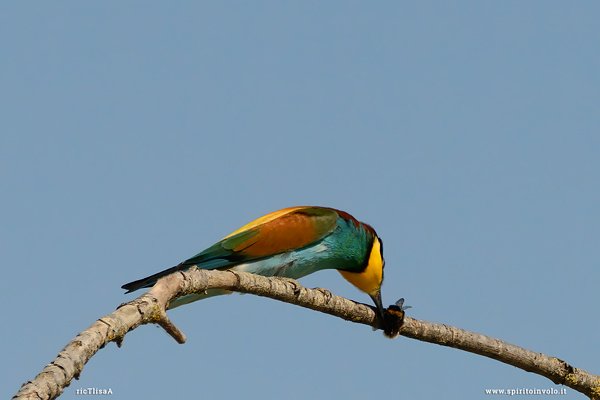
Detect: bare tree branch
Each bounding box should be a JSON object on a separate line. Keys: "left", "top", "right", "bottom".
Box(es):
{"left": 12, "top": 267, "right": 600, "bottom": 399}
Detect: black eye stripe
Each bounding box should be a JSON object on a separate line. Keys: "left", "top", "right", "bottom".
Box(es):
{"left": 378, "top": 237, "right": 385, "bottom": 282}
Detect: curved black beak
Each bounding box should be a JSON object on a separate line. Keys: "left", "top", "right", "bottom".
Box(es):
{"left": 369, "top": 289, "right": 386, "bottom": 323}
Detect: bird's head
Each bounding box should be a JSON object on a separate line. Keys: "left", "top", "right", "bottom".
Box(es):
{"left": 338, "top": 235, "right": 386, "bottom": 321}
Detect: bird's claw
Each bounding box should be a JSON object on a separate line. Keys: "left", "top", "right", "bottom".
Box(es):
{"left": 277, "top": 277, "right": 302, "bottom": 294}
{"left": 314, "top": 287, "right": 332, "bottom": 303}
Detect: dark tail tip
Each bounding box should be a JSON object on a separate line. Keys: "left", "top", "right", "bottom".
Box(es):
{"left": 121, "top": 278, "right": 149, "bottom": 293}
{"left": 121, "top": 264, "right": 184, "bottom": 294}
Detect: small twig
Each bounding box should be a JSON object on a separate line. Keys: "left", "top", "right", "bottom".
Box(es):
{"left": 156, "top": 311, "right": 187, "bottom": 344}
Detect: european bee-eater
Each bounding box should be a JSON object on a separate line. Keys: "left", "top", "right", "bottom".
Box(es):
{"left": 122, "top": 206, "right": 386, "bottom": 319}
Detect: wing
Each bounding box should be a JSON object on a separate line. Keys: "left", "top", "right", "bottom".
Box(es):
{"left": 182, "top": 206, "right": 340, "bottom": 266}
{"left": 122, "top": 207, "right": 340, "bottom": 293}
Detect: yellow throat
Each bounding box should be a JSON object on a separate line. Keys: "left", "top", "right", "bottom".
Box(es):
{"left": 338, "top": 237, "right": 384, "bottom": 296}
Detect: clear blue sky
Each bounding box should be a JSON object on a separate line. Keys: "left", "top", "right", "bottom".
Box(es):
{"left": 2, "top": 2, "right": 598, "bottom": 399}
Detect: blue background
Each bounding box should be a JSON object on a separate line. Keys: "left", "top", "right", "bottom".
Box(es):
{"left": 2, "top": 2, "right": 598, "bottom": 399}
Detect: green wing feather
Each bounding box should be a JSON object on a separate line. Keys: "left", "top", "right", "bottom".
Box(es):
{"left": 183, "top": 206, "right": 340, "bottom": 264}
{"left": 122, "top": 207, "right": 341, "bottom": 293}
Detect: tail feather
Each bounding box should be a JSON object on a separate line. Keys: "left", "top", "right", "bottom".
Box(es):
{"left": 121, "top": 264, "right": 184, "bottom": 293}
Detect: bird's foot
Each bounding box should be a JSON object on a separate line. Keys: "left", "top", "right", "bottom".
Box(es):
{"left": 276, "top": 277, "right": 302, "bottom": 295}
{"left": 382, "top": 298, "right": 411, "bottom": 339}
{"left": 313, "top": 287, "right": 333, "bottom": 303}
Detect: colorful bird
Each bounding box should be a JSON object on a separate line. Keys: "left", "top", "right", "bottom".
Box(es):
{"left": 122, "top": 206, "right": 386, "bottom": 320}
